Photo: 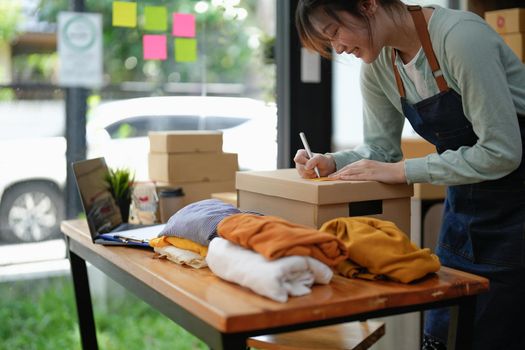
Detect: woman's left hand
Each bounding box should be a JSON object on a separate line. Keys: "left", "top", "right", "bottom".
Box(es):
{"left": 328, "top": 160, "right": 407, "bottom": 184}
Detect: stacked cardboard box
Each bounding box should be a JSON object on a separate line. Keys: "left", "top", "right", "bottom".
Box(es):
{"left": 148, "top": 131, "right": 238, "bottom": 206}
{"left": 485, "top": 8, "right": 525, "bottom": 62}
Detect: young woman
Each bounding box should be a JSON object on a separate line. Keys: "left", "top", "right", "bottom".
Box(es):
{"left": 294, "top": 1, "right": 525, "bottom": 349}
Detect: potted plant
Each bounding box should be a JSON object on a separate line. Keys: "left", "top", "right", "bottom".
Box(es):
{"left": 104, "top": 167, "right": 135, "bottom": 223}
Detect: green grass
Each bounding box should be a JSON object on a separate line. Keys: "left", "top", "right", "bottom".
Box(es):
{"left": 0, "top": 275, "right": 207, "bottom": 350}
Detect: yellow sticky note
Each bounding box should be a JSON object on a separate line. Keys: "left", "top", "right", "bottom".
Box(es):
{"left": 113, "top": 1, "right": 137, "bottom": 28}
{"left": 310, "top": 177, "right": 335, "bottom": 181}
{"left": 175, "top": 38, "right": 197, "bottom": 62}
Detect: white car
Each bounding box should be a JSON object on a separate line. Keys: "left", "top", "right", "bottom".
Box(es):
{"left": 0, "top": 96, "right": 277, "bottom": 243}
{"left": 87, "top": 96, "right": 278, "bottom": 179}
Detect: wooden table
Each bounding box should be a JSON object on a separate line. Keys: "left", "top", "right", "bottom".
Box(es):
{"left": 62, "top": 219, "right": 489, "bottom": 350}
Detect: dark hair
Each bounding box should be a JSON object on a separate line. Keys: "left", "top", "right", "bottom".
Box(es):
{"left": 295, "top": 0, "right": 404, "bottom": 58}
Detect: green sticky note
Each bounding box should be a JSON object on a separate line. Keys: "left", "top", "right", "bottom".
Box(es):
{"left": 175, "top": 38, "right": 197, "bottom": 62}
{"left": 144, "top": 6, "right": 167, "bottom": 31}
{"left": 112, "top": 1, "right": 137, "bottom": 28}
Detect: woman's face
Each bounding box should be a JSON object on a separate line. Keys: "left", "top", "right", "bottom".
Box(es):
{"left": 310, "top": 8, "right": 382, "bottom": 64}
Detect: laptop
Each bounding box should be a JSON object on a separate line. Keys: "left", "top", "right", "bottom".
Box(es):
{"left": 72, "top": 157, "right": 165, "bottom": 247}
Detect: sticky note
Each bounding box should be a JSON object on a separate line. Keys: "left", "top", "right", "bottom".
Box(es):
{"left": 112, "top": 1, "right": 137, "bottom": 28}
{"left": 172, "top": 13, "right": 196, "bottom": 37}
{"left": 144, "top": 6, "right": 167, "bottom": 31}
{"left": 175, "top": 38, "right": 197, "bottom": 62}
{"left": 143, "top": 35, "right": 167, "bottom": 60}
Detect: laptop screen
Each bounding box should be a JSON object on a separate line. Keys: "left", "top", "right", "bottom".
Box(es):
{"left": 72, "top": 157, "right": 123, "bottom": 239}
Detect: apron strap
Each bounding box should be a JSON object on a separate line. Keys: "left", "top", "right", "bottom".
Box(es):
{"left": 391, "top": 5, "right": 449, "bottom": 97}
{"left": 391, "top": 50, "right": 406, "bottom": 97}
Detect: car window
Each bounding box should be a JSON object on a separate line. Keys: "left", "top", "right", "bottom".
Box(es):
{"left": 104, "top": 115, "right": 252, "bottom": 139}
{"left": 203, "top": 116, "right": 249, "bottom": 130}
{"left": 105, "top": 116, "right": 201, "bottom": 139}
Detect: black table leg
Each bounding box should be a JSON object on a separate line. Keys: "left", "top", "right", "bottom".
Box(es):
{"left": 448, "top": 296, "right": 476, "bottom": 350}
{"left": 215, "top": 333, "right": 249, "bottom": 350}
{"left": 69, "top": 248, "right": 99, "bottom": 350}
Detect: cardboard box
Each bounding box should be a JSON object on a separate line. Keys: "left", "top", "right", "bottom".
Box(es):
{"left": 413, "top": 183, "right": 446, "bottom": 200}
{"left": 155, "top": 180, "right": 235, "bottom": 222}
{"left": 149, "top": 152, "right": 238, "bottom": 183}
{"left": 502, "top": 32, "right": 525, "bottom": 61}
{"left": 157, "top": 180, "right": 236, "bottom": 205}
{"left": 149, "top": 131, "right": 223, "bottom": 153}
{"left": 236, "top": 169, "right": 413, "bottom": 233}
{"left": 401, "top": 137, "right": 436, "bottom": 159}
{"left": 485, "top": 8, "right": 525, "bottom": 34}
{"left": 211, "top": 192, "right": 238, "bottom": 207}
{"left": 401, "top": 138, "right": 446, "bottom": 199}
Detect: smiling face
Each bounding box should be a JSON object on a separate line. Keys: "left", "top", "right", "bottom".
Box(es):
{"left": 310, "top": 7, "right": 381, "bottom": 64}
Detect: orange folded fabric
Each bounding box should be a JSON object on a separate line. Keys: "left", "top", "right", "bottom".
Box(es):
{"left": 320, "top": 217, "right": 441, "bottom": 283}
{"left": 217, "top": 213, "right": 348, "bottom": 267}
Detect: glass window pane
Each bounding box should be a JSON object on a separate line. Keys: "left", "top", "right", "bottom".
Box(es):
{"left": 0, "top": 0, "right": 276, "bottom": 248}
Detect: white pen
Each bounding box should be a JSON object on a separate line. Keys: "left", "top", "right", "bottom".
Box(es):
{"left": 299, "top": 132, "right": 321, "bottom": 178}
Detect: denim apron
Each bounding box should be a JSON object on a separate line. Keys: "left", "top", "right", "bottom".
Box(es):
{"left": 393, "top": 6, "right": 525, "bottom": 350}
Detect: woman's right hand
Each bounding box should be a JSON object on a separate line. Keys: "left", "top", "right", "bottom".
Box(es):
{"left": 294, "top": 149, "right": 337, "bottom": 178}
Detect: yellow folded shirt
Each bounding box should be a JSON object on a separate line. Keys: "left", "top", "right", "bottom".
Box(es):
{"left": 320, "top": 217, "right": 440, "bottom": 283}
{"left": 149, "top": 236, "right": 208, "bottom": 257}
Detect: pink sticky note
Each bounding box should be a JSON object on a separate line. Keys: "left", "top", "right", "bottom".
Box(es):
{"left": 143, "top": 35, "right": 167, "bottom": 60}
{"left": 172, "top": 13, "right": 196, "bottom": 37}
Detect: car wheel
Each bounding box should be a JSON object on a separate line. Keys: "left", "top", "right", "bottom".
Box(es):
{"left": 0, "top": 182, "right": 64, "bottom": 243}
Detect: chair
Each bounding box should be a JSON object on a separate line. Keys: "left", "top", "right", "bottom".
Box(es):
{"left": 247, "top": 320, "right": 385, "bottom": 350}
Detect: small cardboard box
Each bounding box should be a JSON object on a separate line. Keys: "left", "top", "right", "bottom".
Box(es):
{"left": 211, "top": 192, "right": 238, "bottom": 207}
{"left": 149, "top": 131, "right": 223, "bottom": 153}
{"left": 236, "top": 169, "right": 413, "bottom": 233}
{"left": 401, "top": 138, "right": 446, "bottom": 200}
{"left": 401, "top": 137, "right": 436, "bottom": 160}
{"left": 155, "top": 180, "right": 235, "bottom": 222}
{"left": 157, "top": 180, "right": 236, "bottom": 206}
{"left": 149, "top": 152, "right": 238, "bottom": 183}
{"left": 502, "top": 32, "right": 525, "bottom": 61}
{"left": 485, "top": 8, "right": 525, "bottom": 34}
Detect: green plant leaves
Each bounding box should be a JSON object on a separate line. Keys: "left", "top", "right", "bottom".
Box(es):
{"left": 104, "top": 167, "right": 135, "bottom": 201}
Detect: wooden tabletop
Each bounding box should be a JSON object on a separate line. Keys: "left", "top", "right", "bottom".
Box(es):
{"left": 61, "top": 219, "right": 489, "bottom": 334}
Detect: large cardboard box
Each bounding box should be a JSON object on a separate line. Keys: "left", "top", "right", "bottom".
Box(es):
{"left": 502, "top": 32, "right": 525, "bottom": 61}
{"left": 401, "top": 137, "right": 446, "bottom": 200}
{"left": 485, "top": 8, "right": 525, "bottom": 34}
{"left": 236, "top": 169, "right": 413, "bottom": 233}
{"left": 149, "top": 131, "right": 223, "bottom": 153}
{"left": 149, "top": 152, "right": 238, "bottom": 183}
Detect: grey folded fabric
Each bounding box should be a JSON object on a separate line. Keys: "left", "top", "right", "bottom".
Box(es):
{"left": 159, "top": 199, "right": 241, "bottom": 246}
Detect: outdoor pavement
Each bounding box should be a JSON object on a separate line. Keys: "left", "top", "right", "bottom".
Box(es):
{"left": 0, "top": 239, "right": 69, "bottom": 282}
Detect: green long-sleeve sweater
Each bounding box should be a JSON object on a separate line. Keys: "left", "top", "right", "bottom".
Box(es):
{"left": 330, "top": 5, "right": 525, "bottom": 185}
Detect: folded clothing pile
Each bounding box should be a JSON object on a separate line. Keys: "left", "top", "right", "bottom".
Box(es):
{"left": 150, "top": 199, "right": 440, "bottom": 303}
{"left": 320, "top": 217, "right": 441, "bottom": 283}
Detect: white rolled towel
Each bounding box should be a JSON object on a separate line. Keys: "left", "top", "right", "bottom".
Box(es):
{"left": 206, "top": 237, "right": 333, "bottom": 303}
